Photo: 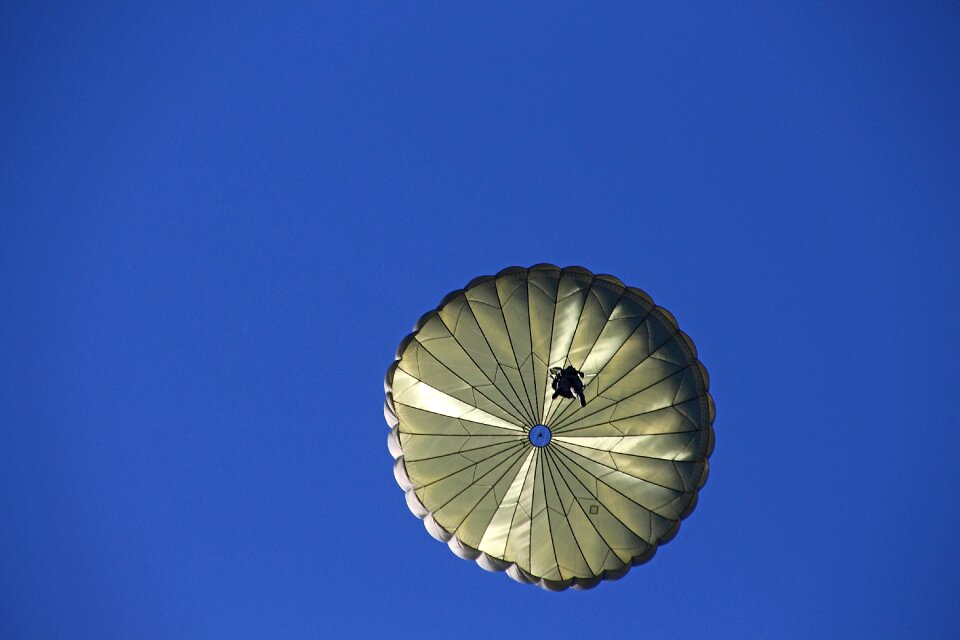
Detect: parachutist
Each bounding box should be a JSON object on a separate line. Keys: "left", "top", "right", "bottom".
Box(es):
{"left": 551, "top": 366, "right": 586, "bottom": 407}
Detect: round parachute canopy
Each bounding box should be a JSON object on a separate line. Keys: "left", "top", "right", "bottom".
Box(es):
{"left": 384, "top": 264, "right": 715, "bottom": 590}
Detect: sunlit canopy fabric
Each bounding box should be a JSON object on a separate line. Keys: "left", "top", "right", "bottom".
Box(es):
{"left": 384, "top": 265, "right": 715, "bottom": 590}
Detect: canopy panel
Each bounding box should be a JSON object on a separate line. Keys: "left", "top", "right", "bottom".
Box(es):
{"left": 385, "top": 264, "right": 714, "bottom": 590}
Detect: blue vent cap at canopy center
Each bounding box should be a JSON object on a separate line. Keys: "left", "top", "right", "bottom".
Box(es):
{"left": 528, "top": 424, "right": 552, "bottom": 447}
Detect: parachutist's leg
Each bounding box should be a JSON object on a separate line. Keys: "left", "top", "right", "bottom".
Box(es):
{"left": 571, "top": 382, "right": 586, "bottom": 407}
{"left": 570, "top": 389, "right": 587, "bottom": 407}
{"left": 552, "top": 391, "right": 559, "bottom": 399}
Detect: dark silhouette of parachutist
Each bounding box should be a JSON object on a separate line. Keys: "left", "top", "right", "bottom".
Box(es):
{"left": 551, "top": 366, "right": 586, "bottom": 407}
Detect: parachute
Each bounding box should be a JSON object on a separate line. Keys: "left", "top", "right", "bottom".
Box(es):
{"left": 384, "top": 265, "right": 715, "bottom": 590}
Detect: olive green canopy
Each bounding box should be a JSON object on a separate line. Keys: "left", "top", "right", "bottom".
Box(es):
{"left": 384, "top": 265, "right": 714, "bottom": 590}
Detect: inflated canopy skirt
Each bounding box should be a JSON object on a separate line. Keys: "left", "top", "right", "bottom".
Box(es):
{"left": 385, "top": 265, "right": 715, "bottom": 590}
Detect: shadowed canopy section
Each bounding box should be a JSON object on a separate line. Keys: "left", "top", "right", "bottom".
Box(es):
{"left": 384, "top": 265, "right": 715, "bottom": 590}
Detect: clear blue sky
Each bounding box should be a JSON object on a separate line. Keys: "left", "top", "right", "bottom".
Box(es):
{"left": 2, "top": 2, "right": 958, "bottom": 638}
